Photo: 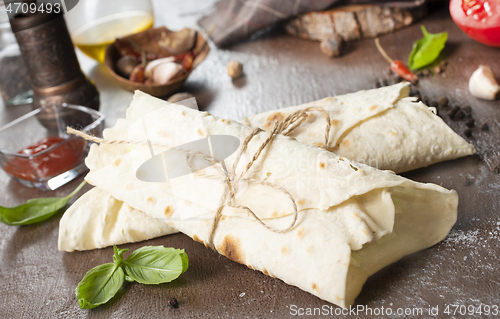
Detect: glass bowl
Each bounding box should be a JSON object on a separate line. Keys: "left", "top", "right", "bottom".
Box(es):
{"left": 0, "top": 104, "right": 104, "bottom": 190}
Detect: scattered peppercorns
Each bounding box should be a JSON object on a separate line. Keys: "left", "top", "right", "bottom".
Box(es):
{"left": 168, "top": 298, "right": 179, "bottom": 308}
{"left": 481, "top": 123, "right": 489, "bottom": 131}
{"left": 466, "top": 118, "right": 475, "bottom": 127}
{"left": 464, "top": 128, "right": 472, "bottom": 137}
{"left": 493, "top": 166, "right": 500, "bottom": 174}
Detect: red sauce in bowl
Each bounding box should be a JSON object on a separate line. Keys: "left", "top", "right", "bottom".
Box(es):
{"left": 3, "top": 136, "right": 86, "bottom": 181}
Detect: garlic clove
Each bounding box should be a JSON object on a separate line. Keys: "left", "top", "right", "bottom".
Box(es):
{"left": 151, "top": 62, "right": 184, "bottom": 84}
{"left": 145, "top": 56, "right": 176, "bottom": 79}
{"left": 469, "top": 65, "right": 500, "bottom": 100}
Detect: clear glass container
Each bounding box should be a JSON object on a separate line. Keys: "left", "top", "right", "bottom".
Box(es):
{"left": 0, "top": 104, "right": 104, "bottom": 190}
{"left": 65, "top": 0, "right": 154, "bottom": 62}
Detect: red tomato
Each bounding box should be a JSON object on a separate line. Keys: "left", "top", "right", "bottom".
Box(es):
{"left": 450, "top": 0, "right": 500, "bottom": 47}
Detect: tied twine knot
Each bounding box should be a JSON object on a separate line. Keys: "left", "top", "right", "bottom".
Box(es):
{"left": 67, "top": 106, "right": 330, "bottom": 249}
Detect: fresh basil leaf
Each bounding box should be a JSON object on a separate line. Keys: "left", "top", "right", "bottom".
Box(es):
{"left": 0, "top": 181, "right": 86, "bottom": 226}
{"left": 75, "top": 262, "right": 125, "bottom": 309}
{"left": 408, "top": 26, "right": 448, "bottom": 70}
{"left": 121, "top": 246, "right": 188, "bottom": 285}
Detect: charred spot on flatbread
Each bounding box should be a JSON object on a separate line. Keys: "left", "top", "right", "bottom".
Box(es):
{"left": 193, "top": 235, "right": 205, "bottom": 245}
{"left": 197, "top": 128, "right": 206, "bottom": 137}
{"left": 281, "top": 246, "right": 288, "bottom": 255}
{"left": 312, "top": 282, "right": 319, "bottom": 293}
{"left": 340, "top": 139, "right": 352, "bottom": 148}
{"left": 297, "top": 228, "right": 305, "bottom": 238}
{"left": 218, "top": 235, "right": 245, "bottom": 264}
{"left": 266, "top": 112, "right": 284, "bottom": 122}
{"left": 330, "top": 119, "right": 340, "bottom": 126}
{"left": 164, "top": 206, "right": 174, "bottom": 218}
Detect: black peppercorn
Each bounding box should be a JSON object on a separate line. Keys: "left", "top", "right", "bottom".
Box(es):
{"left": 448, "top": 106, "right": 459, "bottom": 119}
{"left": 466, "top": 118, "right": 475, "bottom": 127}
{"left": 168, "top": 298, "right": 179, "bottom": 308}
{"left": 465, "top": 178, "right": 474, "bottom": 186}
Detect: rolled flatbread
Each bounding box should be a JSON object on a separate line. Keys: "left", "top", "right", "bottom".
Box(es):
{"left": 70, "top": 91, "right": 458, "bottom": 308}
{"left": 58, "top": 83, "right": 470, "bottom": 253}
{"left": 58, "top": 187, "right": 175, "bottom": 252}
{"left": 59, "top": 110, "right": 179, "bottom": 251}
{"left": 243, "top": 82, "right": 475, "bottom": 173}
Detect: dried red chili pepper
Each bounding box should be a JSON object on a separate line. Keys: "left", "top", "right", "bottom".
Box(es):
{"left": 390, "top": 60, "right": 418, "bottom": 82}
{"left": 375, "top": 38, "right": 417, "bottom": 82}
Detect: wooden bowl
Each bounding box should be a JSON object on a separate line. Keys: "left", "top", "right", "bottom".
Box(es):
{"left": 104, "top": 27, "right": 210, "bottom": 97}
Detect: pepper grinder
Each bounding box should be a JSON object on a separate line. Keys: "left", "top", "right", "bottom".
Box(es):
{"left": 9, "top": 9, "right": 99, "bottom": 112}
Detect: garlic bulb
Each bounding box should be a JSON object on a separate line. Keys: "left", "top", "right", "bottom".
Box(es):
{"left": 469, "top": 65, "right": 500, "bottom": 100}
{"left": 145, "top": 57, "right": 184, "bottom": 84}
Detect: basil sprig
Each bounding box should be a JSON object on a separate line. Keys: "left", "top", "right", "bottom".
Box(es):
{"left": 408, "top": 26, "right": 448, "bottom": 70}
{"left": 0, "top": 181, "right": 86, "bottom": 226}
{"left": 76, "top": 245, "right": 189, "bottom": 309}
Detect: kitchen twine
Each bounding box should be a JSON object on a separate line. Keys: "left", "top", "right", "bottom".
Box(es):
{"left": 67, "top": 106, "right": 330, "bottom": 249}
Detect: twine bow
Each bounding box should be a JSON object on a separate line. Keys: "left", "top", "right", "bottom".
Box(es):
{"left": 67, "top": 106, "right": 330, "bottom": 249}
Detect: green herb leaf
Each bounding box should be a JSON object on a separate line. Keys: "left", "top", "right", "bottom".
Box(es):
{"left": 122, "top": 246, "right": 189, "bottom": 285}
{"left": 0, "top": 181, "right": 86, "bottom": 225}
{"left": 75, "top": 245, "right": 188, "bottom": 309}
{"left": 408, "top": 26, "right": 448, "bottom": 70}
{"left": 75, "top": 262, "right": 125, "bottom": 309}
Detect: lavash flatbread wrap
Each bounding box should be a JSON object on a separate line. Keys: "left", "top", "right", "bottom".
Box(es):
{"left": 58, "top": 83, "right": 470, "bottom": 253}
{"left": 243, "top": 82, "right": 475, "bottom": 173}
{"left": 69, "top": 91, "right": 458, "bottom": 308}
{"left": 59, "top": 107, "right": 180, "bottom": 252}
